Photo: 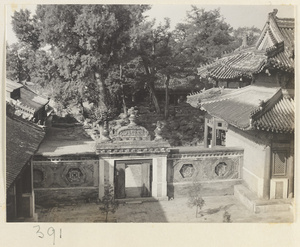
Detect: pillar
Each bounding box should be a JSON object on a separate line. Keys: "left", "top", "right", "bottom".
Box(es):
{"left": 204, "top": 118, "right": 208, "bottom": 148}
{"left": 152, "top": 158, "right": 158, "bottom": 197}
{"left": 99, "top": 159, "right": 105, "bottom": 199}
{"left": 211, "top": 117, "right": 216, "bottom": 147}
{"left": 152, "top": 156, "right": 168, "bottom": 199}
{"left": 161, "top": 156, "right": 167, "bottom": 197}
{"left": 263, "top": 145, "right": 271, "bottom": 199}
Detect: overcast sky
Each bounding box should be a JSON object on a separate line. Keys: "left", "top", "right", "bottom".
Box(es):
{"left": 6, "top": 4, "right": 294, "bottom": 45}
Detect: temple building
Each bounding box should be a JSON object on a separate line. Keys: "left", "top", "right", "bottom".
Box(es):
{"left": 187, "top": 9, "right": 294, "bottom": 207}
{"left": 6, "top": 79, "right": 50, "bottom": 125}
{"left": 6, "top": 10, "right": 294, "bottom": 220}
{"left": 6, "top": 103, "right": 45, "bottom": 221}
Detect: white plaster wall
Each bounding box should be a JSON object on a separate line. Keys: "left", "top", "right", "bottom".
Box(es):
{"left": 226, "top": 128, "right": 268, "bottom": 198}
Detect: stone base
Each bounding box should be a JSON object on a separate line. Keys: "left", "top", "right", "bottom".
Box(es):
{"left": 168, "top": 180, "right": 242, "bottom": 199}
{"left": 234, "top": 184, "right": 293, "bottom": 213}
{"left": 35, "top": 188, "right": 98, "bottom": 207}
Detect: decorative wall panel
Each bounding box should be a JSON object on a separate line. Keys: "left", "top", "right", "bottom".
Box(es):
{"left": 167, "top": 149, "right": 243, "bottom": 198}
{"left": 33, "top": 160, "right": 99, "bottom": 189}
{"left": 171, "top": 156, "right": 241, "bottom": 183}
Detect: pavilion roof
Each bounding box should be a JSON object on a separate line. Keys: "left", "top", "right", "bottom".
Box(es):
{"left": 197, "top": 10, "right": 294, "bottom": 80}
{"left": 187, "top": 85, "right": 294, "bottom": 133}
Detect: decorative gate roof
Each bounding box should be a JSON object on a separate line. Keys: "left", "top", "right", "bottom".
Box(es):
{"left": 96, "top": 108, "right": 170, "bottom": 155}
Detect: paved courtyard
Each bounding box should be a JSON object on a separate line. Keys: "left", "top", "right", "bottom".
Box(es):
{"left": 36, "top": 195, "right": 294, "bottom": 223}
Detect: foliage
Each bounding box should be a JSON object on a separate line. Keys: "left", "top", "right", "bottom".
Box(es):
{"left": 6, "top": 42, "right": 32, "bottom": 82}
{"left": 187, "top": 182, "right": 205, "bottom": 218}
{"left": 99, "top": 183, "right": 119, "bottom": 222}
{"left": 173, "top": 6, "right": 236, "bottom": 67}
{"left": 233, "top": 26, "right": 261, "bottom": 47}
{"left": 10, "top": 5, "right": 245, "bottom": 122}
{"left": 12, "top": 9, "right": 41, "bottom": 50}
{"left": 223, "top": 210, "right": 232, "bottom": 223}
{"left": 12, "top": 5, "right": 150, "bottom": 119}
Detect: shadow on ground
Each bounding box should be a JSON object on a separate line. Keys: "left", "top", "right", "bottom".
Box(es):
{"left": 35, "top": 196, "right": 293, "bottom": 223}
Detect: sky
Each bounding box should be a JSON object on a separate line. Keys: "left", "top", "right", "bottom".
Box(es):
{"left": 6, "top": 4, "right": 294, "bottom": 45}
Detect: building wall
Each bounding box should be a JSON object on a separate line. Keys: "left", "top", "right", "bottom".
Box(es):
{"left": 167, "top": 147, "right": 243, "bottom": 198}
{"left": 33, "top": 159, "right": 99, "bottom": 206}
{"left": 226, "top": 127, "right": 271, "bottom": 198}
{"left": 6, "top": 163, "right": 34, "bottom": 221}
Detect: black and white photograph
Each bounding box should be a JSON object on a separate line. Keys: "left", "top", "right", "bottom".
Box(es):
{"left": 4, "top": 2, "right": 295, "bottom": 226}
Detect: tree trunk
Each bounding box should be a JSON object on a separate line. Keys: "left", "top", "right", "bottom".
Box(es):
{"left": 95, "top": 71, "right": 108, "bottom": 112}
{"left": 120, "top": 65, "right": 127, "bottom": 114}
{"left": 148, "top": 80, "right": 160, "bottom": 113}
{"left": 141, "top": 57, "right": 160, "bottom": 113}
{"left": 164, "top": 75, "right": 170, "bottom": 119}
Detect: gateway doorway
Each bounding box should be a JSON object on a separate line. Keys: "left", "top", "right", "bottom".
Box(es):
{"left": 115, "top": 160, "right": 152, "bottom": 199}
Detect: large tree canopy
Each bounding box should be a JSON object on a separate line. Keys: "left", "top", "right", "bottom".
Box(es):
{"left": 173, "top": 6, "right": 236, "bottom": 66}
{"left": 12, "top": 4, "right": 150, "bottom": 119}
{"left": 10, "top": 5, "right": 251, "bottom": 121}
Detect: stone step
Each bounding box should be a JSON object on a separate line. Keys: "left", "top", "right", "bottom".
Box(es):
{"left": 254, "top": 199, "right": 293, "bottom": 213}
{"left": 116, "top": 197, "right": 159, "bottom": 203}
{"left": 126, "top": 201, "right": 143, "bottom": 204}
{"left": 234, "top": 184, "right": 256, "bottom": 212}
{"left": 234, "top": 184, "right": 293, "bottom": 213}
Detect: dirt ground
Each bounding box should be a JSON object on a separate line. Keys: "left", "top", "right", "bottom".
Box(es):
{"left": 35, "top": 195, "right": 294, "bottom": 223}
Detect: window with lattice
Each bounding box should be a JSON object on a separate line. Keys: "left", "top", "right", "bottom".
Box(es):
{"left": 272, "top": 151, "right": 287, "bottom": 176}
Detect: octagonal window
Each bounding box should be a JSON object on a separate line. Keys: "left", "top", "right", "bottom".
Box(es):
{"left": 66, "top": 168, "right": 83, "bottom": 183}
{"left": 215, "top": 162, "right": 227, "bottom": 177}
{"left": 180, "top": 164, "right": 195, "bottom": 178}
{"left": 33, "top": 169, "right": 44, "bottom": 187}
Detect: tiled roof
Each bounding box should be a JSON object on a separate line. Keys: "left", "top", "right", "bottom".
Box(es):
{"left": 6, "top": 113, "right": 45, "bottom": 188}
{"left": 19, "top": 86, "right": 49, "bottom": 111}
{"left": 6, "top": 79, "right": 23, "bottom": 93}
{"left": 252, "top": 96, "right": 294, "bottom": 133}
{"left": 256, "top": 11, "right": 294, "bottom": 71}
{"left": 197, "top": 10, "right": 294, "bottom": 80}
{"left": 188, "top": 85, "right": 280, "bottom": 129}
{"left": 187, "top": 87, "right": 234, "bottom": 108}
{"left": 197, "top": 52, "right": 267, "bottom": 80}
{"left": 187, "top": 85, "right": 294, "bottom": 133}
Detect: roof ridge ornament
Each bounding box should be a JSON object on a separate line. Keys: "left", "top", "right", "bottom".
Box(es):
{"left": 269, "top": 9, "right": 278, "bottom": 19}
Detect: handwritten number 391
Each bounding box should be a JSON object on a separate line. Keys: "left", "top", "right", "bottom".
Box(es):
{"left": 33, "top": 226, "right": 61, "bottom": 245}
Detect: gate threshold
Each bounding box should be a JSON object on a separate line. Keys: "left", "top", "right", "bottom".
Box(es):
{"left": 116, "top": 197, "right": 168, "bottom": 203}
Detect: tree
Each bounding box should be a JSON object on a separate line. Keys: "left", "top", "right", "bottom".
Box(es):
{"left": 12, "top": 9, "right": 41, "bottom": 50}
{"left": 233, "top": 26, "right": 261, "bottom": 47}
{"left": 223, "top": 210, "right": 232, "bottom": 223}
{"left": 187, "top": 182, "right": 205, "bottom": 218}
{"left": 99, "top": 184, "right": 119, "bottom": 222}
{"left": 6, "top": 42, "right": 34, "bottom": 82}
{"left": 128, "top": 18, "right": 172, "bottom": 113}
{"left": 173, "top": 6, "right": 236, "bottom": 66}
{"left": 12, "top": 5, "right": 150, "bottom": 120}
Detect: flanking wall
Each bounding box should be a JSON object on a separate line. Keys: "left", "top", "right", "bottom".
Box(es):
{"left": 167, "top": 147, "right": 243, "bottom": 198}
{"left": 32, "top": 157, "right": 99, "bottom": 206}
{"left": 225, "top": 126, "right": 273, "bottom": 198}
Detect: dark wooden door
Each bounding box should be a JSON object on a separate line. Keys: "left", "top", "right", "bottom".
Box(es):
{"left": 115, "top": 163, "right": 126, "bottom": 199}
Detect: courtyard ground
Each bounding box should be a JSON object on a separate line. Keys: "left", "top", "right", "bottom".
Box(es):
{"left": 35, "top": 195, "right": 294, "bottom": 223}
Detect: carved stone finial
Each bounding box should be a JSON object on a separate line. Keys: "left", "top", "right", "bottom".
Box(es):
{"left": 99, "top": 121, "right": 111, "bottom": 142}
{"left": 154, "top": 121, "right": 164, "bottom": 141}
{"left": 128, "top": 107, "right": 138, "bottom": 126}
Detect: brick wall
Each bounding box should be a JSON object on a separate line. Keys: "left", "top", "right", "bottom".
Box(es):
{"left": 33, "top": 159, "right": 99, "bottom": 206}
{"left": 167, "top": 147, "right": 243, "bottom": 198}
